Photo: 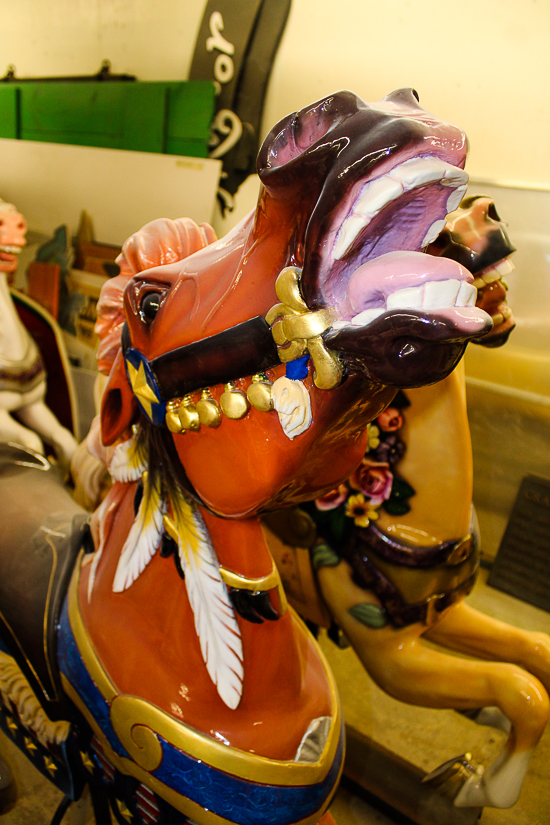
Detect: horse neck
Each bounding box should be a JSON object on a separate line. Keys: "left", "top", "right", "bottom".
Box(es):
{"left": 0, "top": 273, "right": 32, "bottom": 361}
{"left": 376, "top": 362, "right": 473, "bottom": 546}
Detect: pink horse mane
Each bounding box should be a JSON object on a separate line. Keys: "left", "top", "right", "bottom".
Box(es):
{"left": 95, "top": 217, "right": 217, "bottom": 376}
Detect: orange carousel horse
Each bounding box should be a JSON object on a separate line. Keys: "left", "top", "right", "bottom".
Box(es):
{"left": 0, "top": 89, "right": 494, "bottom": 824}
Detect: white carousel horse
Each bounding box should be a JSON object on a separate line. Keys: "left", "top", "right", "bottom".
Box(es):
{"left": 0, "top": 200, "right": 77, "bottom": 466}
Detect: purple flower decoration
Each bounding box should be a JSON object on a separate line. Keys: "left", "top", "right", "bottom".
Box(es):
{"left": 372, "top": 433, "right": 405, "bottom": 466}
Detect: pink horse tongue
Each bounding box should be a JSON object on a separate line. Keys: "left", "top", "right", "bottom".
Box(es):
{"left": 346, "top": 250, "right": 492, "bottom": 335}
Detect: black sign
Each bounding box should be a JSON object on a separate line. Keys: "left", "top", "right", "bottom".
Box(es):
{"left": 190, "top": 0, "right": 292, "bottom": 210}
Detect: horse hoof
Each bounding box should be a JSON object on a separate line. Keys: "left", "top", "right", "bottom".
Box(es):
{"left": 423, "top": 752, "right": 482, "bottom": 804}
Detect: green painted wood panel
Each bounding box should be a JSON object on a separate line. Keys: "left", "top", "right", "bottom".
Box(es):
{"left": 7, "top": 80, "right": 215, "bottom": 157}
{"left": 165, "top": 81, "right": 215, "bottom": 158}
{"left": 19, "top": 82, "right": 166, "bottom": 152}
{"left": 0, "top": 86, "right": 19, "bottom": 139}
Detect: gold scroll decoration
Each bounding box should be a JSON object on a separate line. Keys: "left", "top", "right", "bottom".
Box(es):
{"left": 266, "top": 267, "right": 343, "bottom": 391}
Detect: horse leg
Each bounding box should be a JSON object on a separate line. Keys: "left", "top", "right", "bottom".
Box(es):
{"left": 425, "top": 601, "right": 550, "bottom": 694}
{"left": 16, "top": 400, "right": 77, "bottom": 465}
{"left": 317, "top": 561, "right": 550, "bottom": 808}
{"left": 0, "top": 407, "right": 44, "bottom": 454}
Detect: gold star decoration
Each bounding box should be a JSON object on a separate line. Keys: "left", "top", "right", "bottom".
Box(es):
{"left": 44, "top": 756, "right": 58, "bottom": 777}
{"left": 115, "top": 798, "right": 133, "bottom": 823}
{"left": 127, "top": 359, "right": 159, "bottom": 421}
{"left": 80, "top": 750, "right": 95, "bottom": 773}
{"left": 24, "top": 736, "right": 38, "bottom": 754}
{"left": 5, "top": 716, "right": 18, "bottom": 736}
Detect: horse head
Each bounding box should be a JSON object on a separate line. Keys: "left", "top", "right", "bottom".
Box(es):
{"left": 428, "top": 194, "right": 516, "bottom": 346}
{"left": 100, "top": 89, "right": 492, "bottom": 517}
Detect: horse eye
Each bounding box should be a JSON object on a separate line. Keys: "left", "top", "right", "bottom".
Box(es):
{"left": 140, "top": 292, "right": 162, "bottom": 323}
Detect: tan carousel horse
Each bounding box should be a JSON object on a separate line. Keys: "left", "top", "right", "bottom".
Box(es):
{"left": 267, "top": 196, "right": 550, "bottom": 809}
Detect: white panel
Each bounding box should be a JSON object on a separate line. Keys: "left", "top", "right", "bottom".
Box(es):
{"left": 0, "top": 139, "right": 221, "bottom": 245}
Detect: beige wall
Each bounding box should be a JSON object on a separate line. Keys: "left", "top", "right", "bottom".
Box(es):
{"left": 1, "top": 0, "right": 548, "bottom": 189}
{"left": 265, "top": 0, "right": 550, "bottom": 189}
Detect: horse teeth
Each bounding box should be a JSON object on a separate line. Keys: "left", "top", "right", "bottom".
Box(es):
{"left": 354, "top": 176, "right": 404, "bottom": 217}
{"left": 446, "top": 184, "right": 468, "bottom": 214}
{"left": 482, "top": 270, "right": 501, "bottom": 285}
{"left": 389, "top": 157, "right": 446, "bottom": 188}
{"left": 333, "top": 215, "right": 369, "bottom": 260}
{"left": 491, "top": 312, "right": 504, "bottom": 326}
{"left": 350, "top": 308, "right": 384, "bottom": 326}
{"left": 333, "top": 156, "right": 470, "bottom": 262}
{"left": 349, "top": 278, "right": 475, "bottom": 324}
{"left": 496, "top": 258, "right": 514, "bottom": 276}
{"left": 386, "top": 285, "right": 423, "bottom": 310}
{"left": 422, "top": 219, "right": 446, "bottom": 247}
{"left": 502, "top": 305, "right": 512, "bottom": 319}
{"left": 473, "top": 277, "right": 485, "bottom": 290}
{"left": 456, "top": 281, "right": 477, "bottom": 307}
{"left": 441, "top": 166, "right": 469, "bottom": 187}
{"left": 422, "top": 278, "right": 461, "bottom": 309}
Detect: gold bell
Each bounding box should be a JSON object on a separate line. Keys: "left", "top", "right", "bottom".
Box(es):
{"left": 178, "top": 395, "right": 200, "bottom": 431}
{"left": 166, "top": 399, "right": 184, "bottom": 433}
{"left": 220, "top": 382, "right": 250, "bottom": 420}
{"left": 247, "top": 373, "right": 274, "bottom": 412}
{"left": 196, "top": 389, "right": 222, "bottom": 428}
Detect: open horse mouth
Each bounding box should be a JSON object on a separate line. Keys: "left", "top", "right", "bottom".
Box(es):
{"left": 259, "top": 89, "right": 493, "bottom": 388}
{"left": 471, "top": 257, "right": 514, "bottom": 346}
{"left": 311, "top": 154, "right": 492, "bottom": 386}
{"left": 0, "top": 244, "right": 23, "bottom": 274}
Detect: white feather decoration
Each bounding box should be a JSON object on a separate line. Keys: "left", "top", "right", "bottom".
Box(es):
{"left": 87, "top": 493, "right": 110, "bottom": 601}
{"left": 169, "top": 489, "right": 243, "bottom": 709}
{"left": 109, "top": 431, "right": 147, "bottom": 482}
{"left": 112, "top": 473, "right": 166, "bottom": 592}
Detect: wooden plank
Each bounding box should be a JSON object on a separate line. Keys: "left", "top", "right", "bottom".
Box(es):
{"left": 15, "top": 81, "right": 215, "bottom": 157}
{"left": 166, "top": 80, "right": 216, "bottom": 158}
{"left": 19, "top": 82, "right": 167, "bottom": 153}
{"left": 344, "top": 725, "right": 482, "bottom": 825}
{"left": 0, "top": 86, "right": 19, "bottom": 139}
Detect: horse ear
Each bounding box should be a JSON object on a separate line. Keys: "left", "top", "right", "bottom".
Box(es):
{"left": 101, "top": 349, "right": 138, "bottom": 446}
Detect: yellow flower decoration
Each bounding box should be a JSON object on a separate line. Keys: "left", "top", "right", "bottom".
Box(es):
{"left": 345, "top": 493, "right": 380, "bottom": 528}
{"left": 367, "top": 424, "right": 380, "bottom": 450}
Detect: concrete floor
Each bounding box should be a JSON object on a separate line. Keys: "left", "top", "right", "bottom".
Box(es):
{"left": 0, "top": 570, "right": 548, "bottom": 825}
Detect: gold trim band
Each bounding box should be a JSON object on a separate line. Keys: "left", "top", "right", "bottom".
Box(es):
{"left": 163, "top": 515, "right": 288, "bottom": 614}
{"left": 66, "top": 562, "right": 340, "bottom": 786}
{"left": 63, "top": 674, "right": 337, "bottom": 825}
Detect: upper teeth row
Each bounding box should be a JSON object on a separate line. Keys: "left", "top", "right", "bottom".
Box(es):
{"left": 0, "top": 244, "right": 21, "bottom": 254}
{"left": 472, "top": 258, "right": 514, "bottom": 289}
{"left": 333, "top": 157, "right": 469, "bottom": 261}
{"left": 337, "top": 278, "right": 477, "bottom": 328}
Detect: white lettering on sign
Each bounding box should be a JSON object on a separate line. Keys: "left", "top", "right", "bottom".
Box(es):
{"left": 207, "top": 11, "right": 235, "bottom": 86}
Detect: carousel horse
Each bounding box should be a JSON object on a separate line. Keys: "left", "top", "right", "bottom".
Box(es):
{"left": 0, "top": 89, "right": 494, "bottom": 825}
{"left": 266, "top": 195, "right": 550, "bottom": 809}
{"left": 0, "top": 200, "right": 77, "bottom": 467}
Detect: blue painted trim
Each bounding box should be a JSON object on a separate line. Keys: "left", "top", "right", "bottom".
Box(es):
{"left": 57, "top": 599, "right": 344, "bottom": 824}
{"left": 124, "top": 347, "right": 167, "bottom": 426}
{"left": 57, "top": 600, "right": 129, "bottom": 759}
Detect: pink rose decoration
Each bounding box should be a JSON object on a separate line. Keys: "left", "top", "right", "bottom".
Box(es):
{"left": 315, "top": 484, "right": 349, "bottom": 511}
{"left": 349, "top": 459, "right": 393, "bottom": 506}
{"left": 377, "top": 407, "right": 403, "bottom": 432}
